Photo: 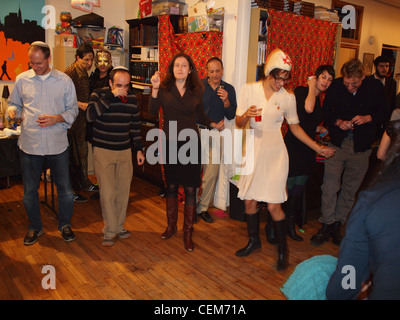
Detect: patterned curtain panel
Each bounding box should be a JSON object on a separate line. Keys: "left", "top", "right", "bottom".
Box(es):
{"left": 157, "top": 15, "right": 223, "bottom": 199}
{"left": 267, "top": 9, "right": 338, "bottom": 89}
{"left": 158, "top": 15, "right": 223, "bottom": 79}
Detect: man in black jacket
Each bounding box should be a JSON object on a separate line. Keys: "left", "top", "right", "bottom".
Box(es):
{"left": 311, "top": 59, "right": 387, "bottom": 247}
{"left": 368, "top": 55, "right": 397, "bottom": 138}
{"left": 370, "top": 55, "right": 397, "bottom": 115}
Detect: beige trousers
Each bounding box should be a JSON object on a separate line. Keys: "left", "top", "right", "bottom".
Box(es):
{"left": 93, "top": 147, "right": 133, "bottom": 239}
{"left": 196, "top": 130, "right": 221, "bottom": 214}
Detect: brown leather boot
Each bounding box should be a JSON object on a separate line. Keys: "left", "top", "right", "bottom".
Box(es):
{"left": 161, "top": 197, "right": 178, "bottom": 240}
{"left": 183, "top": 205, "right": 196, "bottom": 252}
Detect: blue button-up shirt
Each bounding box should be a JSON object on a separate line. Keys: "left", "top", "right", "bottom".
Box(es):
{"left": 7, "top": 68, "right": 78, "bottom": 156}
{"left": 202, "top": 78, "right": 237, "bottom": 122}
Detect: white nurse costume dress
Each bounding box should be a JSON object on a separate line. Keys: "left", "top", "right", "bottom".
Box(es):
{"left": 236, "top": 81, "right": 299, "bottom": 203}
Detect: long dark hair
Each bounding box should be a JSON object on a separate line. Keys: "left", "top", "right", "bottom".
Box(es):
{"left": 162, "top": 52, "right": 204, "bottom": 94}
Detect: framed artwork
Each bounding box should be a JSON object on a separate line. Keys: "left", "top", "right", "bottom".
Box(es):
{"left": 0, "top": 0, "right": 45, "bottom": 81}
{"left": 363, "top": 53, "right": 375, "bottom": 76}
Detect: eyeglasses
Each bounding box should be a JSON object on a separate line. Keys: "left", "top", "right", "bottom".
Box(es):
{"left": 274, "top": 76, "right": 290, "bottom": 84}
{"left": 343, "top": 80, "right": 361, "bottom": 88}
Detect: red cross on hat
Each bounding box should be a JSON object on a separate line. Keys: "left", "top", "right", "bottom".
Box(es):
{"left": 283, "top": 55, "right": 292, "bottom": 66}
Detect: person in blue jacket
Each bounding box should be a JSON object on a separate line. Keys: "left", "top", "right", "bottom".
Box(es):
{"left": 326, "top": 119, "right": 400, "bottom": 300}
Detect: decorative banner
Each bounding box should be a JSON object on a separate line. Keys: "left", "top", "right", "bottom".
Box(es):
{"left": 0, "top": 0, "right": 45, "bottom": 81}
{"left": 139, "top": 0, "right": 152, "bottom": 19}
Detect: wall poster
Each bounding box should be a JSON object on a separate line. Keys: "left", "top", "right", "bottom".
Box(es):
{"left": 0, "top": 0, "right": 45, "bottom": 81}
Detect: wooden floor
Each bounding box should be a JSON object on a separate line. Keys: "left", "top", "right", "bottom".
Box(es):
{"left": 0, "top": 175, "right": 339, "bottom": 300}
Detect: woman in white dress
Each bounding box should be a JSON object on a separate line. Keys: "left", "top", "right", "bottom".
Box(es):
{"left": 235, "top": 49, "right": 335, "bottom": 270}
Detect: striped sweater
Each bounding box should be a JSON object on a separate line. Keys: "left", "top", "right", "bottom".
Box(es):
{"left": 86, "top": 87, "right": 143, "bottom": 151}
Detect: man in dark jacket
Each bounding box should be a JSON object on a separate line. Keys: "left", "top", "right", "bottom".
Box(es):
{"left": 311, "top": 59, "right": 387, "bottom": 247}
{"left": 368, "top": 55, "right": 397, "bottom": 138}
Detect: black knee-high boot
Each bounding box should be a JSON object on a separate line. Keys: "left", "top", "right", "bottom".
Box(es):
{"left": 274, "top": 219, "right": 289, "bottom": 271}
{"left": 264, "top": 210, "right": 276, "bottom": 244}
{"left": 285, "top": 194, "right": 303, "bottom": 241}
{"left": 235, "top": 212, "right": 261, "bottom": 257}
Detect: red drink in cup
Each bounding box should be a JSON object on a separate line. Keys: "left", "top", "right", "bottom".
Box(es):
{"left": 255, "top": 114, "right": 262, "bottom": 122}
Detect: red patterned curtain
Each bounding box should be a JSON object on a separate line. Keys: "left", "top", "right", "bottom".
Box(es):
{"left": 267, "top": 9, "right": 338, "bottom": 89}
{"left": 157, "top": 15, "right": 223, "bottom": 200}
{"left": 158, "top": 15, "right": 223, "bottom": 80}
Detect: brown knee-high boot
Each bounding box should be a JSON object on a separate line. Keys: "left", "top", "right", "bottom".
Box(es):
{"left": 161, "top": 197, "right": 178, "bottom": 240}
{"left": 183, "top": 205, "right": 196, "bottom": 252}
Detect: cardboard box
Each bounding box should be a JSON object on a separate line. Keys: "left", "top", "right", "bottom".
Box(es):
{"left": 152, "top": 0, "right": 187, "bottom": 16}
{"left": 188, "top": 15, "right": 209, "bottom": 32}
{"left": 54, "top": 34, "right": 77, "bottom": 47}
{"left": 76, "top": 27, "right": 106, "bottom": 49}
{"left": 188, "top": 14, "right": 224, "bottom": 33}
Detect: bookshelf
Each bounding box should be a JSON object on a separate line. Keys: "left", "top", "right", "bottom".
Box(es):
{"left": 126, "top": 15, "right": 194, "bottom": 187}
{"left": 246, "top": 8, "right": 269, "bottom": 83}
{"left": 127, "top": 16, "right": 159, "bottom": 90}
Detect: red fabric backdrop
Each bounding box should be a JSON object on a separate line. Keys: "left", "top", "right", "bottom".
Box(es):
{"left": 267, "top": 9, "right": 338, "bottom": 89}
{"left": 158, "top": 15, "right": 223, "bottom": 80}
{"left": 266, "top": 10, "right": 338, "bottom": 135}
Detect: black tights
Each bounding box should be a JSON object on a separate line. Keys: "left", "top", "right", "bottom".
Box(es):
{"left": 166, "top": 184, "right": 196, "bottom": 206}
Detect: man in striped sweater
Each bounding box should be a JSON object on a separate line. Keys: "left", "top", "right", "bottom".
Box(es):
{"left": 86, "top": 67, "right": 145, "bottom": 246}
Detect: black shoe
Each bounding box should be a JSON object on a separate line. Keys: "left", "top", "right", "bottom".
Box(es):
{"left": 287, "top": 222, "right": 303, "bottom": 241}
{"left": 235, "top": 239, "right": 262, "bottom": 257}
{"left": 310, "top": 223, "right": 331, "bottom": 246}
{"left": 61, "top": 225, "right": 75, "bottom": 242}
{"left": 199, "top": 211, "right": 213, "bottom": 223}
{"left": 330, "top": 221, "right": 342, "bottom": 246}
{"left": 73, "top": 193, "right": 88, "bottom": 202}
{"left": 86, "top": 184, "right": 99, "bottom": 192}
{"left": 90, "top": 192, "right": 100, "bottom": 200}
{"left": 159, "top": 187, "right": 167, "bottom": 197}
{"left": 24, "top": 230, "right": 43, "bottom": 246}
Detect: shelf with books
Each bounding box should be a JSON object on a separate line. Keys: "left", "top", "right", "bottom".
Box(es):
{"left": 247, "top": 8, "right": 269, "bottom": 82}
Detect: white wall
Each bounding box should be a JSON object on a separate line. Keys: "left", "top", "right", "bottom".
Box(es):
{"left": 45, "top": 0, "right": 128, "bottom": 50}
{"left": 3, "top": 0, "right": 400, "bottom": 97}
{"left": 124, "top": 0, "right": 247, "bottom": 91}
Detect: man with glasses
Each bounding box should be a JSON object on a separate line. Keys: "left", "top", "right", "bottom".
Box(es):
{"left": 196, "top": 57, "right": 237, "bottom": 223}
{"left": 311, "top": 59, "right": 387, "bottom": 247}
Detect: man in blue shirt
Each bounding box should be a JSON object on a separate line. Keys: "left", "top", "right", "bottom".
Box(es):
{"left": 196, "top": 57, "right": 237, "bottom": 223}
{"left": 7, "top": 41, "right": 79, "bottom": 245}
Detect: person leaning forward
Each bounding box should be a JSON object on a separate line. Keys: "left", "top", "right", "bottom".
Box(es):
{"left": 311, "top": 58, "right": 387, "bottom": 247}
{"left": 6, "top": 41, "right": 79, "bottom": 245}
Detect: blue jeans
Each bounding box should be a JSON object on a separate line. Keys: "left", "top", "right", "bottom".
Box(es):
{"left": 19, "top": 148, "right": 74, "bottom": 231}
